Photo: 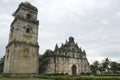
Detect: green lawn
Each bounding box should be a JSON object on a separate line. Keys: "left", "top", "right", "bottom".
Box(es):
{"left": 0, "top": 75, "right": 50, "bottom": 80}
{"left": 0, "top": 77, "right": 49, "bottom": 80}
{"left": 0, "top": 75, "right": 120, "bottom": 80}
{"left": 0, "top": 78, "right": 49, "bottom": 80}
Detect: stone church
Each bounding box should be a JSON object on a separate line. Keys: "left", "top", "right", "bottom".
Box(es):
{"left": 39, "top": 37, "right": 91, "bottom": 75}
{"left": 3, "top": 2, "right": 90, "bottom": 77}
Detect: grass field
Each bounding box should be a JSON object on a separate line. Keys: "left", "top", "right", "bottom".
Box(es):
{"left": 0, "top": 75, "right": 120, "bottom": 80}
{"left": 0, "top": 78, "right": 48, "bottom": 80}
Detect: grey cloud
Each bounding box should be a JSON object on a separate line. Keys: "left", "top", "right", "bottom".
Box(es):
{"left": 0, "top": 0, "right": 120, "bottom": 64}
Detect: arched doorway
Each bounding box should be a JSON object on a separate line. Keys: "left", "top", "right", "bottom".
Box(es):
{"left": 71, "top": 65, "right": 77, "bottom": 75}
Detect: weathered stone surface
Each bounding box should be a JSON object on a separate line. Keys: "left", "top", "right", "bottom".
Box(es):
{"left": 40, "top": 37, "right": 91, "bottom": 75}
{"left": 3, "top": 2, "right": 39, "bottom": 77}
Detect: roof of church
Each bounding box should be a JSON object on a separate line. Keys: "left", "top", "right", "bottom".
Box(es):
{"left": 54, "top": 37, "right": 85, "bottom": 54}
{"left": 42, "top": 37, "right": 87, "bottom": 59}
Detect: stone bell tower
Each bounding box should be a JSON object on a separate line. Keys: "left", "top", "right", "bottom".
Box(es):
{"left": 3, "top": 2, "right": 39, "bottom": 77}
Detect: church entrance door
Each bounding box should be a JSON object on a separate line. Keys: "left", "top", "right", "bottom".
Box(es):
{"left": 71, "top": 65, "right": 77, "bottom": 75}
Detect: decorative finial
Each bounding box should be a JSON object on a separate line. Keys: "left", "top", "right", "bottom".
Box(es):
{"left": 54, "top": 44, "right": 58, "bottom": 50}
{"left": 69, "top": 36, "right": 74, "bottom": 43}
{"left": 82, "top": 50, "right": 86, "bottom": 55}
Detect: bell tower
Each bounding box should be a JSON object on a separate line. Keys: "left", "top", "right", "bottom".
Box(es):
{"left": 3, "top": 2, "right": 39, "bottom": 77}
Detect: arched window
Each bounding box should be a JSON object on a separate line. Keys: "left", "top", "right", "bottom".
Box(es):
{"left": 26, "top": 28, "right": 30, "bottom": 33}
{"left": 26, "top": 14, "right": 31, "bottom": 20}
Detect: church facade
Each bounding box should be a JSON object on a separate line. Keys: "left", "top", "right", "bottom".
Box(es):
{"left": 40, "top": 37, "right": 91, "bottom": 75}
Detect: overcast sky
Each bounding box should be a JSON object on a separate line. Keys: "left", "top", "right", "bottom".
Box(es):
{"left": 0, "top": 0, "right": 120, "bottom": 64}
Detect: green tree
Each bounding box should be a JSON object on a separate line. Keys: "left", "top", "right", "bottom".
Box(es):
{"left": 39, "top": 49, "right": 53, "bottom": 74}
{"left": 101, "top": 58, "right": 111, "bottom": 72}
{"left": 0, "top": 56, "right": 5, "bottom": 74}
{"left": 90, "top": 60, "right": 101, "bottom": 74}
{"left": 118, "top": 63, "right": 120, "bottom": 70}
{"left": 110, "top": 61, "right": 120, "bottom": 73}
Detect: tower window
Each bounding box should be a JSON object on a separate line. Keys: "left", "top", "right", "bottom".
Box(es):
{"left": 26, "top": 14, "right": 31, "bottom": 20}
{"left": 26, "top": 28, "right": 30, "bottom": 33}
{"left": 7, "top": 49, "right": 9, "bottom": 59}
